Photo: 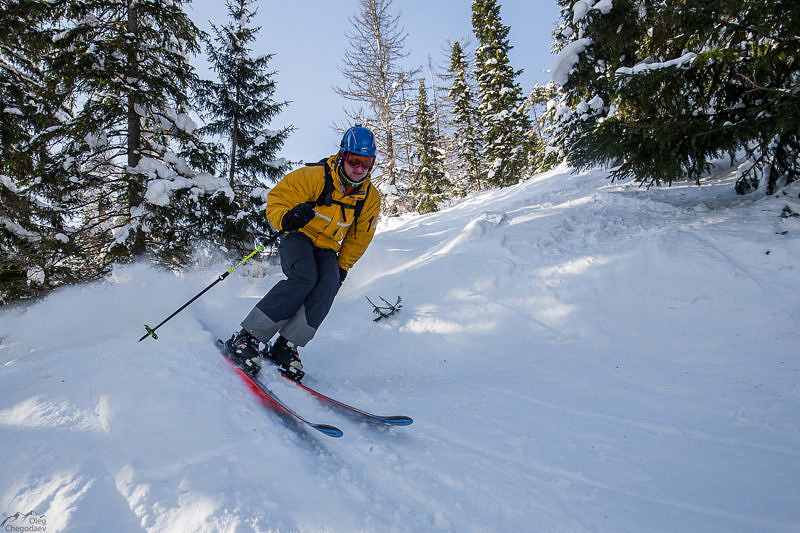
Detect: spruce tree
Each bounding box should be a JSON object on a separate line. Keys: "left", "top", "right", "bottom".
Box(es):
{"left": 525, "top": 82, "right": 562, "bottom": 173}
{"left": 447, "top": 41, "right": 485, "bottom": 193}
{"left": 195, "top": 0, "right": 292, "bottom": 255}
{"left": 471, "top": 0, "right": 533, "bottom": 187}
{"left": 50, "top": 0, "right": 230, "bottom": 268}
{"left": 0, "top": 0, "right": 88, "bottom": 303}
{"left": 551, "top": 0, "right": 800, "bottom": 193}
{"left": 411, "top": 80, "right": 450, "bottom": 214}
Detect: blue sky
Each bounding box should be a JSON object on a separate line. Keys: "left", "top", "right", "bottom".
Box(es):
{"left": 187, "top": 1, "right": 561, "bottom": 165}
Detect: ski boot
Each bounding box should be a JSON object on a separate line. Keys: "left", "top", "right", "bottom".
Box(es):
{"left": 267, "top": 336, "right": 304, "bottom": 381}
{"left": 224, "top": 329, "right": 263, "bottom": 378}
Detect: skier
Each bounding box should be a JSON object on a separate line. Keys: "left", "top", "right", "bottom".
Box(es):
{"left": 225, "top": 125, "right": 381, "bottom": 380}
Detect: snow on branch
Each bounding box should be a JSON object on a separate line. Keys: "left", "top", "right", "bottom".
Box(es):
{"left": 572, "top": 0, "right": 614, "bottom": 23}
{"left": 1, "top": 217, "right": 41, "bottom": 243}
{"left": 615, "top": 52, "right": 697, "bottom": 77}
{"left": 551, "top": 38, "right": 593, "bottom": 86}
{"left": 1, "top": 174, "right": 20, "bottom": 193}
{"left": 132, "top": 156, "right": 234, "bottom": 207}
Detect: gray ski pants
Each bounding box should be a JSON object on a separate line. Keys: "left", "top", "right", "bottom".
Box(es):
{"left": 241, "top": 232, "right": 340, "bottom": 347}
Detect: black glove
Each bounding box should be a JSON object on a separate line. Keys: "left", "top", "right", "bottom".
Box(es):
{"left": 339, "top": 267, "right": 348, "bottom": 286}
{"left": 281, "top": 202, "right": 316, "bottom": 231}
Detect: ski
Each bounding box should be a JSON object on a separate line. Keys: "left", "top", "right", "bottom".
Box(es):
{"left": 281, "top": 373, "right": 413, "bottom": 427}
{"left": 218, "top": 341, "right": 343, "bottom": 438}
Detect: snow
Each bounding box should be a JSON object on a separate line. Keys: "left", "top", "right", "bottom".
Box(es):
{"left": 0, "top": 217, "right": 41, "bottom": 243}
{"left": 551, "top": 38, "right": 592, "bottom": 85}
{"left": 594, "top": 0, "right": 614, "bottom": 15}
{"left": 1, "top": 164, "right": 799, "bottom": 531}
{"left": 266, "top": 157, "right": 289, "bottom": 169}
{"left": 84, "top": 131, "right": 108, "bottom": 150}
{"left": 588, "top": 94, "right": 605, "bottom": 112}
{"left": 1, "top": 174, "right": 20, "bottom": 193}
{"left": 573, "top": 1, "right": 591, "bottom": 23}
{"left": 174, "top": 112, "right": 198, "bottom": 135}
{"left": 572, "top": 0, "right": 614, "bottom": 23}
{"left": 26, "top": 266, "right": 45, "bottom": 285}
{"left": 192, "top": 172, "right": 235, "bottom": 198}
{"left": 616, "top": 52, "right": 697, "bottom": 76}
{"left": 137, "top": 156, "right": 234, "bottom": 206}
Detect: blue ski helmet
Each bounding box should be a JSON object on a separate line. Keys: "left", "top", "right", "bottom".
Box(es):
{"left": 340, "top": 125, "right": 376, "bottom": 157}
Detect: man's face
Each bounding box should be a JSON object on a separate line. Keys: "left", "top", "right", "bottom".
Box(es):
{"left": 343, "top": 152, "right": 375, "bottom": 183}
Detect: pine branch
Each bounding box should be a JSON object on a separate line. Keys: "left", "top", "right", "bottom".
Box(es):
{"left": 366, "top": 295, "right": 403, "bottom": 322}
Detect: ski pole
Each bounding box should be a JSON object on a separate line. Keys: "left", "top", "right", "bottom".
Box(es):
{"left": 138, "top": 231, "right": 284, "bottom": 342}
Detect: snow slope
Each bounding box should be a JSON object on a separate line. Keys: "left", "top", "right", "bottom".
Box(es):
{"left": 1, "top": 164, "right": 799, "bottom": 532}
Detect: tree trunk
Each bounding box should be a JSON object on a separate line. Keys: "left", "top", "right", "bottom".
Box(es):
{"left": 229, "top": 123, "right": 238, "bottom": 188}
{"left": 127, "top": 0, "right": 145, "bottom": 256}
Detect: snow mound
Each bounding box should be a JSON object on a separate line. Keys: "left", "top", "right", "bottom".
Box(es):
{"left": 1, "top": 164, "right": 799, "bottom": 531}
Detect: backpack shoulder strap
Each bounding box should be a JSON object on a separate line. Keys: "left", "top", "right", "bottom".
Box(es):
{"left": 304, "top": 157, "right": 334, "bottom": 206}
{"left": 305, "top": 157, "right": 373, "bottom": 231}
{"left": 351, "top": 183, "right": 372, "bottom": 232}
{"left": 354, "top": 182, "right": 370, "bottom": 220}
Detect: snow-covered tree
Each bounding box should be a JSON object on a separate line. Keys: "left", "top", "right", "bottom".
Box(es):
{"left": 550, "top": 0, "right": 800, "bottom": 194}
{"left": 50, "top": 0, "right": 232, "bottom": 268}
{"left": 525, "top": 82, "right": 562, "bottom": 173}
{"left": 446, "top": 40, "right": 485, "bottom": 193}
{"left": 411, "top": 80, "right": 450, "bottom": 214}
{"left": 471, "top": 0, "right": 533, "bottom": 187}
{"left": 0, "top": 0, "right": 90, "bottom": 303}
{"left": 336, "top": 0, "right": 420, "bottom": 200}
{"left": 195, "top": 0, "right": 292, "bottom": 255}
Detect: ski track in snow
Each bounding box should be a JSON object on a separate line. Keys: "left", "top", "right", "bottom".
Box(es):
{"left": 1, "top": 164, "right": 799, "bottom": 532}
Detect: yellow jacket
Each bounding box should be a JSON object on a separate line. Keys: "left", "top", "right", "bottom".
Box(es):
{"left": 266, "top": 155, "right": 381, "bottom": 271}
